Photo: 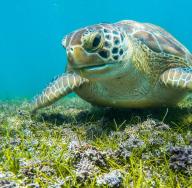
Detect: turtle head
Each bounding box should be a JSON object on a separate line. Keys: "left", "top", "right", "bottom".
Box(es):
{"left": 62, "top": 24, "right": 132, "bottom": 80}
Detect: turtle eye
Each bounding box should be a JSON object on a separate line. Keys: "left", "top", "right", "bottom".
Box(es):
{"left": 92, "top": 34, "right": 101, "bottom": 49}
{"left": 83, "top": 32, "right": 103, "bottom": 52}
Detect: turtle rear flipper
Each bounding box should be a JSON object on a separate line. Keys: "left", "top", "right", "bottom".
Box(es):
{"left": 31, "top": 73, "right": 88, "bottom": 113}
{"left": 160, "top": 67, "right": 192, "bottom": 90}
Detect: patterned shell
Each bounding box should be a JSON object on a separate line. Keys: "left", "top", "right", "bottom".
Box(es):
{"left": 115, "top": 20, "right": 192, "bottom": 62}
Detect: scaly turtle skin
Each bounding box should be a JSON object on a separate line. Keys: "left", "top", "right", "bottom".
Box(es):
{"left": 31, "top": 20, "right": 192, "bottom": 113}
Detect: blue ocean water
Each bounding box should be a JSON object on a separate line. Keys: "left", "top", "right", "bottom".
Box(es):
{"left": 0, "top": 0, "right": 192, "bottom": 100}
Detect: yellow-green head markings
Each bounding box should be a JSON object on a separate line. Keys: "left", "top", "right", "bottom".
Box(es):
{"left": 62, "top": 24, "right": 129, "bottom": 74}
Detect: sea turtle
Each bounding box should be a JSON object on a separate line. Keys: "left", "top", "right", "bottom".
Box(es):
{"left": 31, "top": 20, "right": 192, "bottom": 113}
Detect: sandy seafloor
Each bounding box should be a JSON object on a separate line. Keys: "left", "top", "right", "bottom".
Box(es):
{"left": 0, "top": 96, "right": 191, "bottom": 187}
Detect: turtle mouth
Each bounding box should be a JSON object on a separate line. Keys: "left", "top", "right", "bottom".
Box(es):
{"left": 82, "top": 63, "right": 113, "bottom": 71}
{"left": 73, "top": 63, "right": 116, "bottom": 80}
{"left": 74, "top": 63, "right": 115, "bottom": 76}
{"left": 72, "top": 63, "right": 114, "bottom": 72}
{"left": 72, "top": 63, "right": 115, "bottom": 79}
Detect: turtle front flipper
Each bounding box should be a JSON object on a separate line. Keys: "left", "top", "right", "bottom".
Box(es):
{"left": 31, "top": 73, "right": 88, "bottom": 113}
{"left": 160, "top": 67, "right": 192, "bottom": 90}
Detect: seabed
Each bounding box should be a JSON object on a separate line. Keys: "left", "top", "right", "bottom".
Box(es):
{"left": 0, "top": 96, "right": 191, "bottom": 187}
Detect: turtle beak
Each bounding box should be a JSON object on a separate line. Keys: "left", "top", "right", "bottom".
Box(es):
{"left": 66, "top": 46, "right": 88, "bottom": 68}
{"left": 67, "top": 46, "right": 106, "bottom": 70}
{"left": 66, "top": 47, "right": 76, "bottom": 66}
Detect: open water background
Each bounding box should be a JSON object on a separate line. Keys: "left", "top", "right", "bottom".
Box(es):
{"left": 0, "top": 0, "right": 192, "bottom": 99}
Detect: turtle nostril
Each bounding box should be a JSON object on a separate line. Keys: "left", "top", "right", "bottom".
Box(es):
{"left": 67, "top": 47, "right": 74, "bottom": 54}
{"left": 62, "top": 37, "right": 67, "bottom": 48}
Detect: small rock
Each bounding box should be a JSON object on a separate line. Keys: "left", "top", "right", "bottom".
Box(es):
{"left": 70, "top": 144, "right": 107, "bottom": 168}
{"left": 169, "top": 146, "right": 192, "bottom": 175}
{"left": 115, "top": 136, "right": 145, "bottom": 160}
{"left": 96, "top": 170, "right": 123, "bottom": 188}
{"left": 75, "top": 158, "right": 99, "bottom": 181}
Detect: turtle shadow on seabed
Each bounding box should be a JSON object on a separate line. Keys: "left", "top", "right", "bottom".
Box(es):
{"left": 34, "top": 104, "right": 192, "bottom": 133}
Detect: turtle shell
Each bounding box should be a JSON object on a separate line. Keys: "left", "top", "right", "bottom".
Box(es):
{"left": 115, "top": 20, "right": 191, "bottom": 61}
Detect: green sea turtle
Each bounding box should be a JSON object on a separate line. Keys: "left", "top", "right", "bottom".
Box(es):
{"left": 31, "top": 20, "right": 192, "bottom": 113}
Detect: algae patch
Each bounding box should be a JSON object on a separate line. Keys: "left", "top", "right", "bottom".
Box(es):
{"left": 0, "top": 96, "right": 191, "bottom": 187}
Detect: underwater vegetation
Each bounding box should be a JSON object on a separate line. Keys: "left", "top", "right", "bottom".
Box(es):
{"left": 0, "top": 96, "right": 192, "bottom": 187}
